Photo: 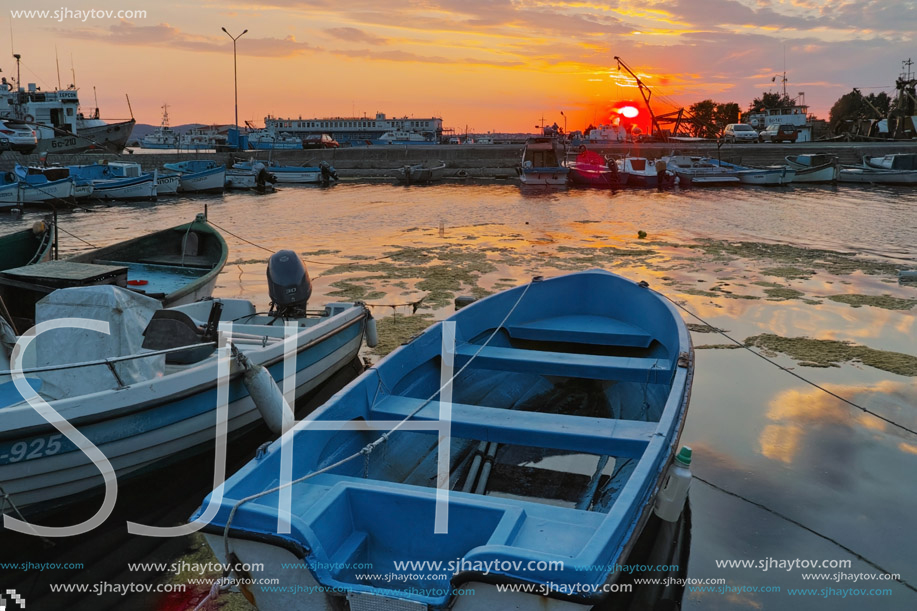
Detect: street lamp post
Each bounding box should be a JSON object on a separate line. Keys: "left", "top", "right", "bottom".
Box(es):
{"left": 221, "top": 27, "right": 248, "bottom": 133}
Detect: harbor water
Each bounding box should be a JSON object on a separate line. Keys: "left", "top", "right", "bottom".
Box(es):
{"left": 1, "top": 179, "right": 916, "bottom": 610}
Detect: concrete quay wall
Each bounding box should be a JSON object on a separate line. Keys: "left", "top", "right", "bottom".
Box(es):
{"left": 3, "top": 141, "right": 917, "bottom": 178}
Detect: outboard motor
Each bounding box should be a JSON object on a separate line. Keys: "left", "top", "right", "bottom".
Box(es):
{"left": 267, "top": 250, "right": 312, "bottom": 318}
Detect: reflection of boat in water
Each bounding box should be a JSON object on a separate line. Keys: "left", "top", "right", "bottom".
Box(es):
{"left": 395, "top": 160, "right": 446, "bottom": 184}
{"left": 193, "top": 268, "right": 694, "bottom": 611}
{"left": 517, "top": 137, "right": 569, "bottom": 185}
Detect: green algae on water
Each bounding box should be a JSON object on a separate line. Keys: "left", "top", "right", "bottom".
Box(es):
{"left": 745, "top": 333, "right": 917, "bottom": 376}
{"left": 371, "top": 313, "right": 436, "bottom": 356}
{"left": 328, "top": 280, "right": 386, "bottom": 301}
{"left": 827, "top": 294, "right": 917, "bottom": 310}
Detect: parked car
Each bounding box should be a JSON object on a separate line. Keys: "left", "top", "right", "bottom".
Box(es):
{"left": 758, "top": 123, "right": 798, "bottom": 143}
{"left": 302, "top": 134, "right": 339, "bottom": 149}
{"left": 0, "top": 120, "right": 38, "bottom": 154}
{"left": 723, "top": 123, "right": 758, "bottom": 143}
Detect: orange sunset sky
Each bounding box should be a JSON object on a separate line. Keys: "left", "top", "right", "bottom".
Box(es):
{"left": 3, "top": 0, "right": 914, "bottom": 133}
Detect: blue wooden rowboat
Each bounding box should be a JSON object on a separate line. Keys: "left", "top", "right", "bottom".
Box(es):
{"left": 193, "top": 268, "right": 693, "bottom": 610}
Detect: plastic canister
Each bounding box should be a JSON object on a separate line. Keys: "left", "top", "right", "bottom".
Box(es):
{"left": 654, "top": 446, "right": 692, "bottom": 522}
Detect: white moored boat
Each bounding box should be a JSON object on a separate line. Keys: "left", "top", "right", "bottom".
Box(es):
{"left": 784, "top": 154, "right": 839, "bottom": 183}
{"left": 162, "top": 160, "right": 226, "bottom": 193}
{"left": 517, "top": 137, "right": 569, "bottom": 185}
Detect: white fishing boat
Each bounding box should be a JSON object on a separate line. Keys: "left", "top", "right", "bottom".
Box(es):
{"left": 162, "top": 160, "right": 226, "bottom": 193}
{"left": 247, "top": 128, "right": 303, "bottom": 150}
{"left": 784, "top": 154, "right": 839, "bottom": 183}
{"left": 839, "top": 154, "right": 917, "bottom": 184}
{"left": 68, "top": 162, "right": 158, "bottom": 200}
{"left": 661, "top": 156, "right": 740, "bottom": 187}
{"left": 140, "top": 104, "right": 179, "bottom": 149}
{"left": 0, "top": 166, "right": 75, "bottom": 205}
{"left": 517, "top": 137, "right": 569, "bottom": 185}
{"left": 707, "top": 159, "right": 795, "bottom": 185}
{"left": 21, "top": 167, "right": 93, "bottom": 200}
{"left": 232, "top": 160, "right": 335, "bottom": 184}
{"left": 156, "top": 172, "right": 181, "bottom": 195}
{"left": 0, "top": 58, "right": 134, "bottom": 153}
{"left": 395, "top": 160, "right": 447, "bottom": 184}
{"left": 225, "top": 166, "right": 277, "bottom": 192}
{"left": 0, "top": 253, "right": 373, "bottom": 516}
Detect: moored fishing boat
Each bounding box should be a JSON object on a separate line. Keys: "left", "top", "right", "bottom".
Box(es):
{"left": 67, "top": 162, "right": 158, "bottom": 200}
{"left": 162, "top": 160, "right": 226, "bottom": 193}
{"left": 784, "top": 154, "right": 838, "bottom": 183}
{"left": 231, "top": 160, "right": 333, "bottom": 184}
{"left": 156, "top": 172, "right": 181, "bottom": 195}
{"left": 567, "top": 151, "right": 626, "bottom": 188}
{"left": 0, "top": 253, "right": 373, "bottom": 516}
{"left": 0, "top": 214, "right": 227, "bottom": 331}
{"left": 395, "top": 160, "right": 447, "bottom": 184}
{"left": 517, "top": 137, "right": 568, "bottom": 185}
{"left": 0, "top": 166, "right": 75, "bottom": 205}
{"left": 707, "top": 159, "right": 795, "bottom": 185}
{"left": 617, "top": 156, "right": 677, "bottom": 188}
{"left": 192, "top": 268, "right": 694, "bottom": 611}
{"left": 661, "top": 156, "right": 739, "bottom": 187}
{"left": 0, "top": 219, "right": 54, "bottom": 272}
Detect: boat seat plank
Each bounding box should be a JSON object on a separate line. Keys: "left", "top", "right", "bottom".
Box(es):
{"left": 371, "top": 395, "right": 656, "bottom": 457}
{"left": 134, "top": 255, "right": 215, "bottom": 268}
{"left": 505, "top": 315, "right": 654, "bottom": 348}
{"left": 453, "top": 344, "right": 671, "bottom": 382}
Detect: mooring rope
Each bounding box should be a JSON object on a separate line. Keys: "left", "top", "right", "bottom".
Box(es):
{"left": 693, "top": 475, "right": 917, "bottom": 594}
{"left": 664, "top": 296, "right": 917, "bottom": 438}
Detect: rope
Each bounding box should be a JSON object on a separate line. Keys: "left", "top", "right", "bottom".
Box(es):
{"left": 694, "top": 475, "right": 917, "bottom": 594}
{"left": 192, "top": 577, "right": 232, "bottom": 611}
{"left": 221, "top": 279, "right": 534, "bottom": 567}
{"left": 0, "top": 484, "right": 53, "bottom": 546}
{"left": 205, "top": 220, "right": 395, "bottom": 266}
{"left": 665, "top": 296, "right": 917, "bottom": 438}
{"left": 54, "top": 224, "right": 98, "bottom": 248}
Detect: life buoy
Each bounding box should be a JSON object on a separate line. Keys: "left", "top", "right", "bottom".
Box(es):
{"left": 23, "top": 114, "right": 35, "bottom": 123}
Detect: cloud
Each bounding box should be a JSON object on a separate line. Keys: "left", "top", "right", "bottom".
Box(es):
{"left": 326, "top": 27, "right": 389, "bottom": 45}
{"left": 57, "top": 20, "right": 319, "bottom": 58}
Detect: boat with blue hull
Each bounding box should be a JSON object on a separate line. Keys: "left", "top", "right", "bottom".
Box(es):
{"left": 162, "top": 160, "right": 226, "bottom": 193}
{"left": 192, "top": 268, "right": 694, "bottom": 611}
{"left": 0, "top": 283, "right": 372, "bottom": 517}
{"left": 68, "top": 163, "right": 158, "bottom": 200}
{"left": 0, "top": 166, "right": 74, "bottom": 207}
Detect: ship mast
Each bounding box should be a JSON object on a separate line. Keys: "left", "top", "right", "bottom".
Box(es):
{"left": 613, "top": 56, "right": 665, "bottom": 140}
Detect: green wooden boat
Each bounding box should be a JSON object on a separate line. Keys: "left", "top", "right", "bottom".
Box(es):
{"left": 0, "top": 219, "right": 55, "bottom": 272}
{"left": 0, "top": 214, "right": 227, "bottom": 330}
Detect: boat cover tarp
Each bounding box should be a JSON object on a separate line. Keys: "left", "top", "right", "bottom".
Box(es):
{"left": 31, "top": 286, "right": 164, "bottom": 398}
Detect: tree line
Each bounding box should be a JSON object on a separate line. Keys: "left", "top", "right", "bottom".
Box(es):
{"left": 681, "top": 89, "right": 897, "bottom": 136}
